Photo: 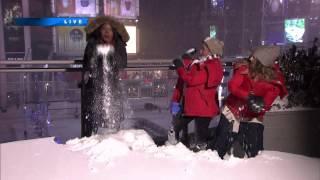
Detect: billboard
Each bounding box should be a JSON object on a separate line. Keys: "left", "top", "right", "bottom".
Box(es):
{"left": 55, "top": 0, "right": 98, "bottom": 16}
{"left": 285, "top": 18, "right": 305, "bottom": 43}
{"left": 104, "top": 0, "right": 121, "bottom": 17}
{"left": 56, "top": 26, "right": 136, "bottom": 55}
{"left": 1, "top": 0, "right": 25, "bottom": 60}
{"left": 75, "top": 0, "right": 97, "bottom": 16}
{"left": 120, "top": 0, "right": 138, "bottom": 18}
{"left": 104, "top": 0, "right": 139, "bottom": 19}
{"left": 55, "top": 0, "right": 76, "bottom": 15}
{"left": 56, "top": 26, "right": 87, "bottom": 55}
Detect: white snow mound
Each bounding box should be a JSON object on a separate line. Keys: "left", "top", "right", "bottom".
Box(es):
{"left": 1, "top": 130, "right": 320, "bottom": 180}
{"left": 66, "top": 130, "right": 157, "bottom": 163}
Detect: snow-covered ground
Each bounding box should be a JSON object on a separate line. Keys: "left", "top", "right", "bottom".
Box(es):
{"left": 1, "top": 130, "right": 320, "bottom": 180}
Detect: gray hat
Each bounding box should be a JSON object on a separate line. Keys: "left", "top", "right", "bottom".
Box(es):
{"left": 252, "top": 45, "right": 280, "bottom": 67}
{"left": 203, "top": 37, "right": 224, "bottom": 56}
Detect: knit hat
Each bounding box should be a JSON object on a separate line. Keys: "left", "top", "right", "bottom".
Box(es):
{"left": 251, "top": 45, "right": 280, "bottom": 67}
{"left": 203, "top": 37, "right": 224, "bottom": 56}
{"left": 85, "top": 16, "right": 130, "bottom": 42}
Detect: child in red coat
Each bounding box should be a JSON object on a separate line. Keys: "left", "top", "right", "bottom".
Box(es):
{"left": 215, "top": 46, "right": 288, "bottom": 159}
{"left": 171, "top": 37, "right": 224, "bottom": 151}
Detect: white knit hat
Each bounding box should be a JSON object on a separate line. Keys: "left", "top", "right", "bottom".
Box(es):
{"left": 203, "top": 37, "right": 224, "bottom": 56}
{"left": 252, "top": 45, "right": 280, "bottom": 67}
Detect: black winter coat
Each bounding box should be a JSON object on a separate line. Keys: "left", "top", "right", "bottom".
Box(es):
{"left": 81, "top": 37, "right": 127, "bottom": 137}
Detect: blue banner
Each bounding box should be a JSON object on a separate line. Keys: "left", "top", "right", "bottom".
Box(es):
{"left": 14, "top": 17, "right": 89, "bottom": 26}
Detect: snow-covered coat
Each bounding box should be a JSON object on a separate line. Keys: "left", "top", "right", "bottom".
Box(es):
{"left": 81, "top": 16, "right": 129, "bottom": 137}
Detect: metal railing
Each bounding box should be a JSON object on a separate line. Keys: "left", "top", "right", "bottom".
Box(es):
{"left": 0, "top": 59, "right": 233, "bottom": 143}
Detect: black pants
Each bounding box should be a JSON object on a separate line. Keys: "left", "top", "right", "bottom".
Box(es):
{"left": 195, "top": 117, "right": 212, "bottom": 143}
{"left": 238, "top": 122, "right": 264, "bottom": 158}
{"left": 215, "top": 114, "right": 236, "bottom": 158}
{"left": 173, "top": 116, "right": 211, "bottom": 145}
{"left": 172, "top": 115, "right": 192, "bottom": 143}
{"left": 215, "top": 114, "right": 264, "bottom": 159}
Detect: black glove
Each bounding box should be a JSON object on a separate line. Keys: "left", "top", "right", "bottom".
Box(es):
{"left": 247, "top": 94, "right": 265, "bottom": 113}
{"left": 169, "top": 65, "right": 177, "bottom": 70}
{"left": 172, "top": 58, "right": 184, "bottom": 69}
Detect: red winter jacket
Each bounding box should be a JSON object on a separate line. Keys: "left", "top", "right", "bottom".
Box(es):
{"left": 171, "top": 58, "right": 193, "bottom": 104}
{"left": 172, "top": 57, "right": 223, "bottom": 118}
{"left": 225, "top": 64, "right": 288, "bottom": 121}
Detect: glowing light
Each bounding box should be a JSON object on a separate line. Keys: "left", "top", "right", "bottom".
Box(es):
{"left": 125, "top": 25, "right": 137, "bottom": 54}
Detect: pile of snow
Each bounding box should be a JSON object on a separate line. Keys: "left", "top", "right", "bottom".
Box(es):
{"left": 66, "top": 130, "right": 320, "bottom": 180}
{"left": 1, "top": 130, "right": 320, "bottom": 180}
{"left": 66, "top": 130, "right": 156, "bottom": 163}
{"left": 67, "top": 130, "right": 226, "bottom": 164}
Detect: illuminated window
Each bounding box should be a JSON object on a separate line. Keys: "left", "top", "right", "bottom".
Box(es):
{"left": 125, "top": 26, "right": 137, "bottom": 54}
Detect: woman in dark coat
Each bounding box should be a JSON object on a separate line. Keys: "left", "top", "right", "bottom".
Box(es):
{"left": 81, "top": 16, "right": 129, "bottom": 137}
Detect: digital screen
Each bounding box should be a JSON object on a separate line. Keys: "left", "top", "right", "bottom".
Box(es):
{"left": 210, "top": 25, "right": 217, "bottom": 38}
{"left": 125, "top": 25, "right": 137, "bottom": 54}
{"left": 285, "top": 18, "right": 305, "bottom": 43}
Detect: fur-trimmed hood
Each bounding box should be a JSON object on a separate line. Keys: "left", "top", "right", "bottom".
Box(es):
{"left": 85, "top": 16, "right": 130, "bottom": 43}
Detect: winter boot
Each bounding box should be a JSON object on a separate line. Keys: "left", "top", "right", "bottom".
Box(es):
{"left": 166, "top": 127, "right": 178, "bottom": 145}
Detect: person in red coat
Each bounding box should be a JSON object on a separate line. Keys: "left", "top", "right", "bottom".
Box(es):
{"left": 167, "top": 49, "right": 195, "bottom": 146}
{"left": 171, "top": 37, "right": 224, "bottom": 151}
{"left": 215, "top": 46, "right": 288, "bottom": 159}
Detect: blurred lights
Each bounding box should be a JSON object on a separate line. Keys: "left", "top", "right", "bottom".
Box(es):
{"left": 211, "top": 0, "right": 218, "bottom": 7}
